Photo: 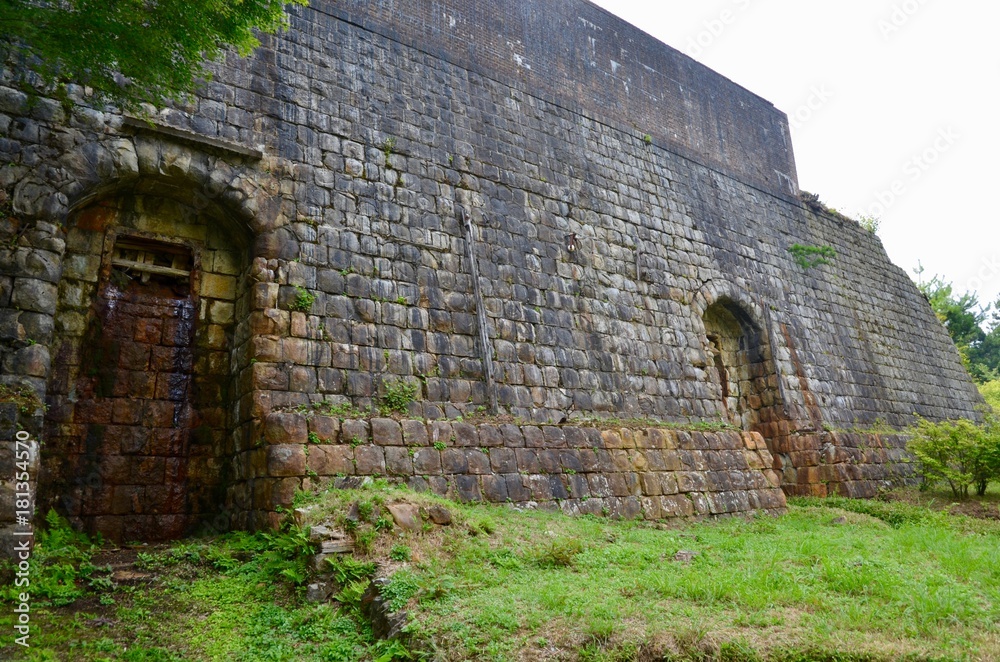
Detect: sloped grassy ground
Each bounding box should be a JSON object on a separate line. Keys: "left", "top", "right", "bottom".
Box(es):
{"left": 3, "top": 485, "right": 1000, "bottom": 661}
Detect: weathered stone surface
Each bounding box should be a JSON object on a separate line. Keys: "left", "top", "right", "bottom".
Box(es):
{"left": 371, "top": 418, "right": 403, "bottom": 446}
{"left": 386, "top": 502, "right": 421, "bottom": 531}
{"left": 426, "top": 504, "right": 452, "bottom": 526}
{"left": 268, "top": 445, "right": 306, "bottom": 477}
{"left": 3, "top": 0, "right": 982, "bottom": 547}
{"left": 264, "top": 413, "right": 308, "bottom": 445}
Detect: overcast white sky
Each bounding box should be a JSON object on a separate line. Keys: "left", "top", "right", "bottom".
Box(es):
{"left": 589, "top": 0, "right": 1000, "bottom": 315}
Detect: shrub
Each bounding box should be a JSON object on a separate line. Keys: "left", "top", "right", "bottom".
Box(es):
{"left": 0, "top": 510, "right": 101, "bottom": 606}
{"left": 389, "top": 544, "right": 411, "bottom": 562}
{"left": 907, "top": 417, "right": 1000, "bottom": 498}
{"left": 857, "top": 214, "right": 881, "bottom": 234}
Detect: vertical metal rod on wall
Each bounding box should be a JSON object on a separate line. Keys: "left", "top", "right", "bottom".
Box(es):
{"left": 458, "top": 206, "right": 499, "bottom": 415}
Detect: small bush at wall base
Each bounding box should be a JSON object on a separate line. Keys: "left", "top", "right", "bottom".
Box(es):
{"left": 906, "top": 417, "right": 1000, "bottom": 498}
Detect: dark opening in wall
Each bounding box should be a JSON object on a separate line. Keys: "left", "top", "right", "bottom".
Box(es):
{"left": 43, "top": 192, "right": 250, "bottom": 543}
{"left": 110, "top": 237, "right": 193, "bottom": 291}
{"left": 702, "top": 299, "right": 782, "bottom": 434}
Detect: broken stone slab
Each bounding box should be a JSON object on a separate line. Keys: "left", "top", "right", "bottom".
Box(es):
{"left": 425, "top": 504, "right": 452, "bottom": 526}
{"left": 386, "top": 502, "right": 420, "bottom": 531}
{"left": 293, "top": 505, "right": 317, "bottom": 528}
{"left": 308, "top": 523, "right": 334, "bottom": 542}
{"left": 320, "top": 538, "right": 355, "bottom": 554}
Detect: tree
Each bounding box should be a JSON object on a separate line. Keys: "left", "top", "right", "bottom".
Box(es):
{"left": 907, "top": 417, "right": 1000, "bottom": 498}
{"left": 914, "top": 270, "right": 1000, "bottom": 382}
{"left": 0, "top": 0, "right": 306, "bottom": 111}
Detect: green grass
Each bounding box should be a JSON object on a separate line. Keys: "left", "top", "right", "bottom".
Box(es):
{"left": 295, "top": 485, "right": 1000, "bottom": 660}
{"left": 4, "top": 487, "right": 1000, "bottom": 661}
{"left": 0, "top": 523, "right": 402, "bottom": 661}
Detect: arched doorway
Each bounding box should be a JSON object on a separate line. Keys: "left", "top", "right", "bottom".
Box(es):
{"left": 42, "top": 187, "right": 251, "bottom": 542}
{"left": 701, "top": 299, "right": 782, "bottom": 434}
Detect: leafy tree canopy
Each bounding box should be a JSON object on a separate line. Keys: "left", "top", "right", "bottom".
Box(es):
{"left": 916, "top": 266, "right": 1000, "bottom": 383}
{"left": 0, "top": 0, "right": 306, "bottom": 111}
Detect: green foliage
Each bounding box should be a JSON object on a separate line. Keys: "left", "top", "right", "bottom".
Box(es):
{"left": 791, "top": 496, "right": 945, "bottom": 528}
{"left": 906, "top": 417, "right": 1000, "bottom": 498}
{"left": 1, "top": 510, "right": 101, "bottom": 606}
{"left": 325, "top": 556, "right": 377, "bottom": 586}
{"left": 916, "top": 269, "right": 1000, "bottom": 383}
{"left": 788, "top": 243, "right": 836, "bottom": 269}
{"left": 856, "top": 214, "right": 881, "bottom": 234}
{"left": 980, "top": 380, "right": 1000, "bottom": 412}
{"left": 290, "top": 286, "right": 316, "bottom": 312}
{"left": 389, "top": 544, "right": 412, "bottom": 562}
{"left": 467, "top": 516, "right": 496, "bottom": 536}
{"left": 432, "top": 441, "right": 447, "bottom": 451}
{"left": 0, "top": 0, "right": 306, "bottom": 112}
{"left": 381, "top": 569, "right": 421, "bottom": 611}
{"left": 535, "top": 537, "right": 585, "bottom": 568}
{"left": 354, "top": 526, "right": 378, "bottom": 555}
{"left": 918, "top": 274, "right": 985, "bottom": 352}
{"left": 0, "top": 382, "right": 45, "bottom": 414}
{"left": 379, "top": 378, "right": 419, "bottom": 415}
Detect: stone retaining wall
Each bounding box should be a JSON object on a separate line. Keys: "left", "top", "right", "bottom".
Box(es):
{"left": 248, "top": 412, "right": 786, "bottom": 528}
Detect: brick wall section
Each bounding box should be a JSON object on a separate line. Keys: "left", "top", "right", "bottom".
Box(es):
{"left": 0, "top": 0, "right": 981, "bottom": 537}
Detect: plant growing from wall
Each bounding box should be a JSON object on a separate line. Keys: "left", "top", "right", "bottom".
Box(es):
{"left": 290, "top": 286, "right": 316, "bottom": 312}
{"left": 857, "top": 214, "right": 881, "bottom": 235}
{"left": 378, "top": 378, "right": 419, "bottom": 415}
{"left": 788, "top": 244, "right": 836, "bottom": 269}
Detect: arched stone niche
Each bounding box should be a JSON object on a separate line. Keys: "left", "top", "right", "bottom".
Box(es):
{"left": 41, "top": 175, "right": 256, "bottom": 542}
{"left": 702, "top": 300, "right": 775, "bottom": 430}
{"left": 693, "top": 285, "right": 792, "bottom": 484}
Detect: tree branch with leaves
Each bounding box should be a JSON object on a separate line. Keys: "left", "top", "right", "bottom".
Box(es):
{"left": 0, "top": 0, "right": 306, "bottom": 111}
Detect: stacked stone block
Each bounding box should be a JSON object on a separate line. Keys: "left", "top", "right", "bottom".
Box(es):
{"left": 252, "top": 411, "right": 786, "bottom": 524}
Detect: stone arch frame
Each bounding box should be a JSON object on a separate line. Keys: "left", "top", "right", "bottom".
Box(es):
{"left": 25, "top": 133, "right": 284, "bottom": 541}
{"left": 12, "top": 133, "right": 282, "bottom": 237}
